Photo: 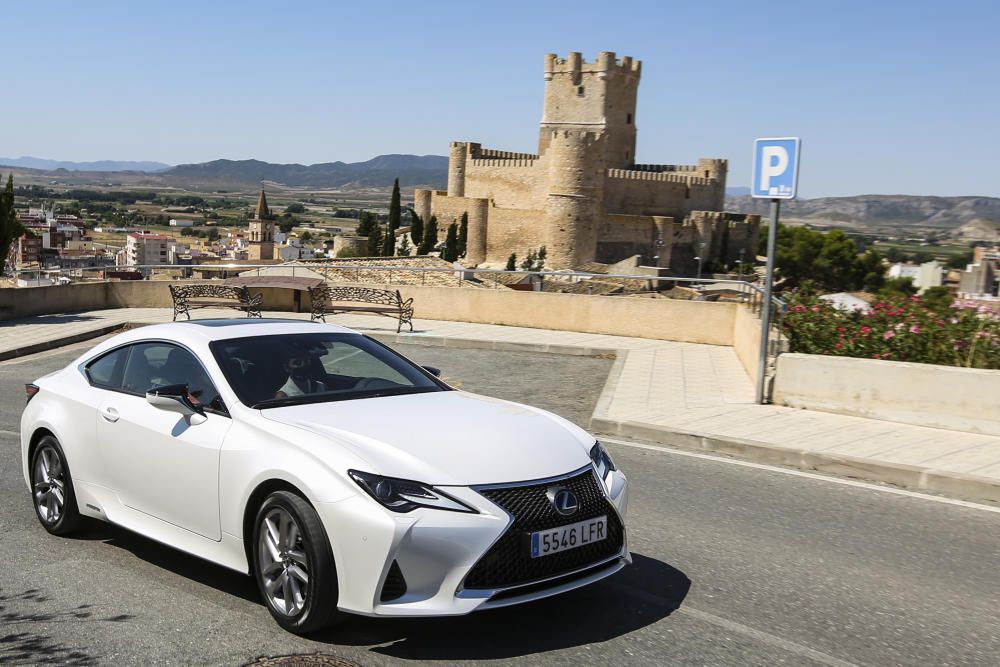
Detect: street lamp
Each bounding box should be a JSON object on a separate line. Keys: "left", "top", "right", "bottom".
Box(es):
{"left": 694, "top": 256, "right": 703, "bottom": 280}
{"left": 696, "top": 241, "right": 705, "bottom": 280}
{"left": 652, "top": 237, "right": 664, "bottom": 266}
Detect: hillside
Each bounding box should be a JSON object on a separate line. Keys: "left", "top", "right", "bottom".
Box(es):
{"left": 162, "top": 155, "right": 448, "bottom": 189}
{"left": 0, "top": 156, "right": 170, "bottom": 172}
{"left": 726, "top": 194, "right": 1000, "bottom": 237}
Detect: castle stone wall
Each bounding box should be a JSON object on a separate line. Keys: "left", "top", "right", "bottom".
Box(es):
{"left": 484, "top": 207, "right": 546, "bottom": 265}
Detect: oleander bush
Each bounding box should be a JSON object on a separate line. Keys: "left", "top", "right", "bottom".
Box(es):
{"left": 782, "top": 293, "right": 1000, "bottom": 369}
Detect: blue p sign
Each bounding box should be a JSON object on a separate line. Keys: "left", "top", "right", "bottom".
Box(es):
{"left": 752, "top": 137, "right": 801, "bottom": 199}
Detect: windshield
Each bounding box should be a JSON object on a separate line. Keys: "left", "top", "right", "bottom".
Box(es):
{"left": 210, "top": 333, "right": 446, "bottom": 409}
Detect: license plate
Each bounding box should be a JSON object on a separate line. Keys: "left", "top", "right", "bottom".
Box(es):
{"left": 530, "top": 515, "right": 607, "bottom": 558}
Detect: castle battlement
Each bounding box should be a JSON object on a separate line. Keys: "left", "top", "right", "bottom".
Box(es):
{"left": 469, "top": 158, "right": 537, "bottom": 168}
{"left": 631, "top": 164, "right": 699, "bottom": 173}
{"left": 606, "top": 168, "right": 714, "bottom": 186}
{"left": 473, "top": 147, "right": 539, "bottom": 161}
{"left": 544, "top": 51, "right": 642, "bottom": 80}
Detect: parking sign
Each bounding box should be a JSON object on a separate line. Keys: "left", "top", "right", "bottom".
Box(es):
{"left": 752, "top": 137, "right": 800, "bottom": 199}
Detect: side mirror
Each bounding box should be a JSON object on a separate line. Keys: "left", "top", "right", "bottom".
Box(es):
{"left": 421, "top": 365, "right": 442, "bottom": 378}
{"left": 146, "top": 384, "right": 207, "bottom": 425}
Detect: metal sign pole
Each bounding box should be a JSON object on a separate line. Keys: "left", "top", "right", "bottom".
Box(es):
{"left": 755, "top": 198, "right": 780, "bottom": 404}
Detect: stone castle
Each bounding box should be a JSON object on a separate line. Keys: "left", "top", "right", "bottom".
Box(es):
{"left": 414, "top": 51, "right": 760, "bottom": 273}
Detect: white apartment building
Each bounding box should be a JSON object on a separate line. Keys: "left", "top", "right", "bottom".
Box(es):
{"left": 126, "top": 233, "right": 177, "bottom": 272}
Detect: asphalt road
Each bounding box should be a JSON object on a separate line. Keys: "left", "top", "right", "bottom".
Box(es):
{"left": 1, "top": 339, "right": 998, "bottom": 666}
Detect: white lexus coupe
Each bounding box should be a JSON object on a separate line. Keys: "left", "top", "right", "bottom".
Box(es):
{"left": 21, "top": 319, "right": 629, "bottom": 633}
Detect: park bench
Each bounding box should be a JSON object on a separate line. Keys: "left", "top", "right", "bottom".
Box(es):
{"left": 169, "top": 284, "right": 263, "bottom": 321}
{"left": 308, "top": 284, "right": 414, "bottom": 333}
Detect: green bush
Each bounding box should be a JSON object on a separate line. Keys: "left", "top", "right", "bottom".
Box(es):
{"left": 783, "top": 292, "right": 1000, "bottom": 369}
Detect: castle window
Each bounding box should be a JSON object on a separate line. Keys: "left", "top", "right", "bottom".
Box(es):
{"left": 577, "top": 85, "right": 585, "bottom": 96}
{"left": 626, "top": 113, "right": 632, "bottom": 124}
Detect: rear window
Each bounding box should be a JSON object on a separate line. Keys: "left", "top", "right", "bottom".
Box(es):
{"left": 85, "top": 347, "right": 130, "bottom": 389}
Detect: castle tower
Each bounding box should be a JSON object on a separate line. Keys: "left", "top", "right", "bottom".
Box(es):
{"left": 538, "top": 51, "right": 641, "bottom": 169}
{"left": 248, "top": 188, "right": 275, "bottom": 261}
{"left": 543, "top": 128, "right": 607, "bottom": 268}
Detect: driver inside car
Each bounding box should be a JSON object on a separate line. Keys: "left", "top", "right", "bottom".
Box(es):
{"left": 275, "top": 351, "right": 329, "bottom": 398}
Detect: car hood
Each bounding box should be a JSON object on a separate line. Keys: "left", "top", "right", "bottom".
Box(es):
{"left": 260, "top": 390, "right": 594, "bottom": 486}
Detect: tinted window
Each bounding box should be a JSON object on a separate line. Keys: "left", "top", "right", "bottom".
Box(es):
{"left": 121, "top": 342, "right": 225, "bottom": 413}
{"left": 211, "top": 333, "right": 444, "bottom": 409}
{"left": 86, "top": 347, "right": 130, "bottom": 388}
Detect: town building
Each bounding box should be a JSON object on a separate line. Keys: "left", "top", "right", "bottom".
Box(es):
{"left": 415, "top": 51, "right": 760, "bottom": 272}
{"left": 247, "top": 189, "right": 276, "bottom": 261}
{"left": 888, "top": 260, "right": 944, "bottom": 293}
{"left": 959, "top": 246, "right": 1000, "bottom": 298}
{"left": 125, "top": 232, "right": 178, "bottom": 273}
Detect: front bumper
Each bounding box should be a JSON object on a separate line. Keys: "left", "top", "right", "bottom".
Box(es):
{"left": 316, "top": 466, "right": 629, "bottom": 617}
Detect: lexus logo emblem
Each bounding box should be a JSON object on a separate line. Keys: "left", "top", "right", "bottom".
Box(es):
{"left": 547, "top": 487, "right": 579, "bottom": 516}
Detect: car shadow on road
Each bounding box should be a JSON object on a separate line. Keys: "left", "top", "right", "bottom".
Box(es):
{"left": 314, "top": 553, "right": 690, "bottom": 661}
{"left": 83, "top": 523, "right": 260, "bottom": 604}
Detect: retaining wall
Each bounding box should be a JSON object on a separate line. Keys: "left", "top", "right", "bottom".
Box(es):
{"left": 773, "top": 353, "right": 1000, "bottom": 436}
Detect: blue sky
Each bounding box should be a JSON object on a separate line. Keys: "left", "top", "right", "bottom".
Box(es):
{"left": 4, "top": 0, "right": 998, "bottom": 197}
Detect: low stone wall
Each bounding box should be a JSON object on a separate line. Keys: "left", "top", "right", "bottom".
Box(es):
{"left": 732, "top": 305, "right": 763, "bottom": 381}
{"left": 387, "top": 285, "right": 737, "bottom": 345}
{"left": 0, "top": 280, "right": 738, "bottom": 346}
{"left": 773, "top": 353, "right": 1000, "bottom": 436}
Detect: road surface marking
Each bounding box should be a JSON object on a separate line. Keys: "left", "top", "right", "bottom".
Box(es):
{"left": 609, "top": 582, "right": 859, "bottom": 667}
{"left": 601, "top": 436, "right": 1000, "bottom": 514}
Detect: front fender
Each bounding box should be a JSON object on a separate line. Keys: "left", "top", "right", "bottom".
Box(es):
{"left": 218, "top": 415, "right": 364, "bottom": 540}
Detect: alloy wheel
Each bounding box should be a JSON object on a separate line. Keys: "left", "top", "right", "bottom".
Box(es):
{"left": 257, "top": 507, "right": 310, "bottom": 616}
{"left": 33, "top": 445, "right": 66, "bottom": 524}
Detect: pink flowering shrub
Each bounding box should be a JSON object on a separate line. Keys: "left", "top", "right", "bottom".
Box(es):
{"left": 782, "top": 294, "right": 1000, "bottom": 369}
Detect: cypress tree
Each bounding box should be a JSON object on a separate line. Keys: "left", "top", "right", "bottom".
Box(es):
{"left": 443, "top": 222, "right": 459, "bottom": 262}
{"left": 505, "top": 253, "right": 517, "bottom": 271}
{"left": 418, "top": 216, "right": 438, "bottom": 255}
{"left": 0, "top": 175, "right": 25, "bottom": 271}
{"left": 383, "top": 178, "right": 400, "bottom": 257}
{"left": 356, "top": 210, "right": 374, "bottom": 237}
{"left": 409, "top": 208, "right": 423, "bottom": 246}
{"left": 367, "top": 223, "right": 383, "bottom": 256}
{"left": 458, "top": 212, "right": 468, "bottom": 257}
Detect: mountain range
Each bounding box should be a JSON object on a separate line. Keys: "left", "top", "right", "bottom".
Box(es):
{"left": 0, "top": 156, "right": 170, "bottom": 172}
{"left": 726, "top": 194, "right": 1000, "bottom": 236}
{"left": 161, "top": 155, "right": 449, "bottom": 188}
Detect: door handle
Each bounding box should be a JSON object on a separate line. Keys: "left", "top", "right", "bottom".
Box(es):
{"left": 100, "top": 406, "right": 120, "bottom": 423}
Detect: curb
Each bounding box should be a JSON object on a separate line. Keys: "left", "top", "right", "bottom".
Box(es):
{"left": 590, "top": 416, "right": 1000, "bottom": 504}
{"left": 0, "top": 322, "right": 130, "bottom": 362}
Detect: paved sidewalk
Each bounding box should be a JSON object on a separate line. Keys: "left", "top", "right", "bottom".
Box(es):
{"left": 2, "top": 307, "right": 999, "bottom": 502}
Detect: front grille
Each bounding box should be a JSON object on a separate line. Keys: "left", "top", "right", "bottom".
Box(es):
{"left": 463, "top": 469, "right": 624, "bottom": 590}
{"left": 379, "top": 560, "right": 407, "bottom": 602}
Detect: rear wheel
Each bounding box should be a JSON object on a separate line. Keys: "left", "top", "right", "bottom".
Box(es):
{"left": 30, "top": 436, "right": 84, "bottom": 536}
{"left": 252, "top": 490, "right": 342, "bottom": 634}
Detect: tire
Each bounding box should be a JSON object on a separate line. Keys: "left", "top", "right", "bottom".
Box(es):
{"left": 30, "top": 435, "right": 84, "bottom": 536}
{"left": 252, "top": 490, "right": 342, "bottom": 634}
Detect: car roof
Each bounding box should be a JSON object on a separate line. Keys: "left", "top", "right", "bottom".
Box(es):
{"left": 90, "top": 319, "right": 361, "bottom": 355}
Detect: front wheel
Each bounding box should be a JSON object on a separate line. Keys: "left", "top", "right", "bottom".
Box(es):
{"left": 30, "top": 436, "right": 84, "bottom": 536}
{"left": 252, "top": 490, "right": 342, "bottom": 634}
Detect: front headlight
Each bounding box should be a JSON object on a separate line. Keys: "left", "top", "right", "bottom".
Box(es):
{"left": 590, "top": 441, "right": 616, "bottom": 483}
{"left": 348, "top": 470, "right": 477, "bottom": 514}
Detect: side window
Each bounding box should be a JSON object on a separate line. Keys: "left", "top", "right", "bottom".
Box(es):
{"left": 85, "top": 347, "right": 131, "bottom": 389}
{"left": 122, "top": 342, "right": 225, "bottom": 414}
